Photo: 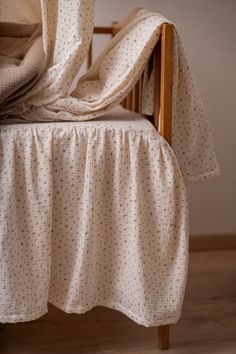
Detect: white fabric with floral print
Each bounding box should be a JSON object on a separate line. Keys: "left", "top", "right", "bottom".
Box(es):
{"left": 0, "top": 106, "right": 189, "bottom": 325}
{"left": 0, "top": 0, "right": 219, "bottom": 325}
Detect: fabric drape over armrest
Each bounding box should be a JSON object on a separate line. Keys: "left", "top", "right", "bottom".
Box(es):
{"left": 0, "top": 0, "right": 219, "bottom": 184}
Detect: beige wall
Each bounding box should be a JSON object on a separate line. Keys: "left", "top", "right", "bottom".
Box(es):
{"left": 94, "top": 0, "right": 236, "bottom": 235}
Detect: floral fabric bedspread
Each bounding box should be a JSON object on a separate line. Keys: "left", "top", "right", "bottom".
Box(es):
{"left": 0, "top": 107, "right": 189, "bottom": 326}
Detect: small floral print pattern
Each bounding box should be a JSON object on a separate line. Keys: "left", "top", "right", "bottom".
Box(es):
{"left": 0, "top": 107, "right": 189, "bottom": 325}
{"left": 0, "top": 0, "right": 219, "bottom": 326}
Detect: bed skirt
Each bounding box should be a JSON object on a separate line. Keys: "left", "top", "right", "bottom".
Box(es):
{"left": 0, "top": 107, "right": 189, "bottom": 326}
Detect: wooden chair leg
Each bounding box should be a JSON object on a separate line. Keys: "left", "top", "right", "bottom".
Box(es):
{"left": 158, "top": 325, "right": 170, "bottom": 350}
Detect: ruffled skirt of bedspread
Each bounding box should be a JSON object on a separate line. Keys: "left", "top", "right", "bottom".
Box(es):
{"left": 0, "top": 108, "right": 189, "bottom": 326}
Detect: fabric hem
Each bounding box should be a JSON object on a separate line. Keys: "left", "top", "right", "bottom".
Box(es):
{"left": 186, "top": 167, "right": 220, "bottom": 185}
{"left": 0, "top": 307, "right": 48, "bottom": 324}
{"left": 48, "top": 299, "right": 181, "bottom": 327}
{"left": 0, "top": 302, "right": 182, "bottom": 327}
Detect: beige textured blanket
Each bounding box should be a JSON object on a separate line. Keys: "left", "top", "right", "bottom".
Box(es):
{"left": 0, "top": 22, "right": 46, "bottom": 106}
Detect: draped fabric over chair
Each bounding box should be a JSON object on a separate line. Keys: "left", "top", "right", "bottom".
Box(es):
{"left": 0, "top": 0, "right": 219, "bottom": 325}
{"left": 0, "top": 0, "right": 219, "bottom": 183}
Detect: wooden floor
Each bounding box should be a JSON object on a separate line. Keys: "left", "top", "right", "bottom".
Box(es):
{"left": 0, "top": 250, "right": 236, "bottom": 353}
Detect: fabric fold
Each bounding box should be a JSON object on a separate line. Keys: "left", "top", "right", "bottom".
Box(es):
{"left": 0, "top": 22, "right": 46, "bottom": 106}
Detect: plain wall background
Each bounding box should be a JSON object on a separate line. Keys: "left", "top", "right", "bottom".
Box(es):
{"left": 94, "top": 0, "right": 236, "bottom": 235}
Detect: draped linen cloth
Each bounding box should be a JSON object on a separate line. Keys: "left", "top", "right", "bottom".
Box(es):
{"left": 0, "top": 0, "right": 219, "bottom": 184}
{"left": 0, "top": 0, "right": 219, "bottom": 326}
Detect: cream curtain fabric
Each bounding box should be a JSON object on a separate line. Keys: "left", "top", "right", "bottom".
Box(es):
{"left": 0, "top": 0, "right": 219, "bottom": 184}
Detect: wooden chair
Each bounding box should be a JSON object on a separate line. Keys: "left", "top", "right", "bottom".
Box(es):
{"left": 87, "top": 11, "right": 174, "bottom": 351}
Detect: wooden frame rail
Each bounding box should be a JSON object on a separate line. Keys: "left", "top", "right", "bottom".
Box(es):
{"left": 87, "top": 18, "right": 174, "bottom": 351}
{"left": 158, "top": 24, "right": 173, "bottom": 146}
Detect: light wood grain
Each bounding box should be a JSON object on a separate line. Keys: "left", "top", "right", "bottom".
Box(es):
{"left": 158, "top": 24, "right": 173, "bottom": 146}
{"left": 1, "top": 249, "right": 235, "bottom": 353}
